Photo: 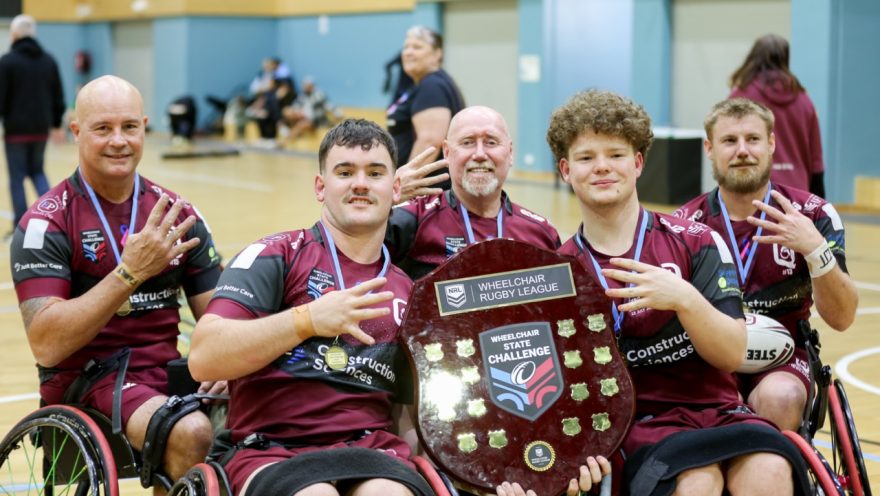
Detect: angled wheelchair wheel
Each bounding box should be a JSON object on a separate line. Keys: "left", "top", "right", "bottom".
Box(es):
{"left": 168, "top": 462, "right": 228, "bottom": 496}
{"left": 829, "top": 380, "right": 871, "bottom": 496}
{"left": 783, "top": 431, "right": 845, "bottom": 496}
{"left": 0, "top": 405, "right": 119, "bottom": 496}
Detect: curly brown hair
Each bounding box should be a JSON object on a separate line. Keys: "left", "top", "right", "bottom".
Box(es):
{"left": 546, "top": 90, "right": 653, "bottom": 164}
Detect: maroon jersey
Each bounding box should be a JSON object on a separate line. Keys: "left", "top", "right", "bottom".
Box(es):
{"left": 674, "top": 184, "right": 847, "bottom": 346}
{"left": 206, "top": 224, "right": 413, "bottom": 444}
{"left": 560, "top": 210, "right": 745, "bottom": 414}
{"left": 11, "top": 172, "right": 221, "bottom": 372}
{"left": 386, "top": 190, "right": 561, "bottom": 279}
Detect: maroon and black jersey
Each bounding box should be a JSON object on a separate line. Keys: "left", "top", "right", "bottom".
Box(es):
{"left": 674, "top": 184, "right": 847, "bottom": 346}
{"left": 11, "top": 172, "right": 221, "bottom": 372}
{"left": 387, "top": 189, "right": 561, "bottom": 279}
{"left": 560, "top": 210, "right": 745, "bottom": 414}
{"left": 206, "top": 224, "right": 413, "bottom": 444}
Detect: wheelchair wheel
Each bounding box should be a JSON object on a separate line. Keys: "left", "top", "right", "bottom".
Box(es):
{"left": 168, "top": 463, "right": 226, "bottom": 496}
{"left": 829, "top": 380, "right": 871, "bottom": 496}
{"left": 0, "top": 405, "right": 119, "bottom": 495}
{"left": 783, "top": 431, "right": 844, "bottom": 495}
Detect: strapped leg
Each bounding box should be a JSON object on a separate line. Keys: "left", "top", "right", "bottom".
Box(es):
{"left": 140, "top": 394, "right": 202, "bottom": 488}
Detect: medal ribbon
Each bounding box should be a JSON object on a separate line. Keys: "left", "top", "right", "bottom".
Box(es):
{"left": 716, "top": 185, "right": 771, "bottom": 286}
{"left": 460, "top": 204, "right": 504, "bottom": 245}
{"left": 574, "top": 208, "right": 649, "bottom": 336}
{"left": 80, "top": 169, "right": 140, "bottom": 265}
{"left": 319, "top": 221, "right": 390, "bottom": 290}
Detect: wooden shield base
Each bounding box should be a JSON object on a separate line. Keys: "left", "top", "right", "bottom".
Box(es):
{"left": 399, "top": 239, "right": 635, "bottom": 496}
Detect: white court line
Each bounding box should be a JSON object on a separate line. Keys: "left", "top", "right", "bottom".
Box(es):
{"left": 150, "top": 168, "right": 273, "bottom": 192}
{"left": 855, "top": 281, "right": 880, "bottom": 292}
{"left": 0, "top": 392, "right": 40, "bottom": 405}
{"left": 856, "top": 307, "right": 880, "bottom": 315}
{"left": 813, "top": 439, "right": 880, "bottom": 462}
{"left": 836, "top": 346, "right": 880, "bottom": 396}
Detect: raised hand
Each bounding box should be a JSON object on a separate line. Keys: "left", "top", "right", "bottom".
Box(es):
{"left": 121, "top": 194, "right": 200, "bottom": 280}
{"left": 748, "top": 190, "right": 826, "bottom": 255}
{"left": 306, "top": 277, "right": 394, "bottom": 346}
{"left": 395, "top": 146, "right": 450, "bottom": 203}
{"left": 602, "top": 258, "right": 699, "bottom": 313}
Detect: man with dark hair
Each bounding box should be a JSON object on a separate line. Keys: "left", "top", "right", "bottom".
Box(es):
{"left": 548, "top": 90, "right": 799, "bottom": 495}
{"left": 674, "top": 98, "right": 857, "bottom": 431}
{"left": 0, "top": 14, "right": 65, "bottom": 237}
{"left": 189, "top": 119, "right": 432, "bottom": 496}
{"left": 387, "top": 106, "right": 560, "bottom": 280}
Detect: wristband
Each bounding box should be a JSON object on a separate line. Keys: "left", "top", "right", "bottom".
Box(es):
{"left": 805, "top": 242, "right": 836, "bottom": 278}
{"left": 113, "top": 262, "right": 142, "bottom": 289}
{"left": 292, "top": 304, "right": 315, "bottom": 341}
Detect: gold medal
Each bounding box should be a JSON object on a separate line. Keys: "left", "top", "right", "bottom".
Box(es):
{"left": 325, "top": 345, "right": 349, "bottom": 370}
{"left": 116, "top": 299, "right": 132, "bottom": 317}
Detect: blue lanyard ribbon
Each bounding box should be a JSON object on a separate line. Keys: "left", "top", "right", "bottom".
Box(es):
{"left": 460, "top": 204, "right": 504, "bottom": 245}
{"left": 80, "top": 170, "right": 140, "bottom": 264}
{"left": 319, "top": 221, "right": 390, "bottom": 290}
{"left": 716, "top": 185, "right": 771, "bottom": 286}
{"left": 574, "top": 209, "right": 649, "bottom": 336}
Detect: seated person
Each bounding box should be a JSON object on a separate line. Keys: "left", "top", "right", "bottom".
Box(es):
{"left": 548, "top": 90, "right": 796, "bottom": 495}
{"left": 280, "top": 77, "right": 341, "bottom": 142}
{"left": 189, "top": 119, "right": 432, "bottom": 496}
{"left": 168, "top": 95, "right": 197, "bottom": 144}
{"left": 10, "top": 75, "right": 224, "bottom": 488}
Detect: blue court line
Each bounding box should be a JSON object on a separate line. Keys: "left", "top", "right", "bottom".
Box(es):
{"left": 813, "top": 439, "right": 880, "bottom": 462}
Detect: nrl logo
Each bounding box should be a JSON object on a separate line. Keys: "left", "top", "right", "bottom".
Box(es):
{"left": 479, "top": 322, "right": 563, "bottom": 421}
{"left": 444, "top": 283, "right": 467, "bottom": 308}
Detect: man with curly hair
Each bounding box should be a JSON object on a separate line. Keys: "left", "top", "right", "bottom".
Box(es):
{"left": 545, "top": 90, "right": 804, "bottom": 495}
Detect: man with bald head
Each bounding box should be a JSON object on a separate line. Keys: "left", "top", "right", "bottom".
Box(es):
{"left": 0, "top": 14, "right": 65, "bottom": 238}
{"left": 10, "top": 75, "right": 223, "bottom": 489}
{"left": 386, "top": 105, "right": 560, "bottom": 279}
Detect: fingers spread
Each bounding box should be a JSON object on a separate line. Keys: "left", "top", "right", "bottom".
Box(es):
{"left": 350, "top": 277, "right": 387, "bottom": 295}
{"left": 144, "top": 194, "right": 170, "bottom": 229}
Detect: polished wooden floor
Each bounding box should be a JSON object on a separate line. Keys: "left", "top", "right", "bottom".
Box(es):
{"left": 1, "top": 136, "right": 877, "bottom": 493}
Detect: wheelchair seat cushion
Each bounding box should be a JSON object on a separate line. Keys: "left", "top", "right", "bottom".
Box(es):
{"left": 240, "top": 446, "right": 433, "bottom": 496}
{"left": 623, "top": 423, "right": 811, "bottom": 496}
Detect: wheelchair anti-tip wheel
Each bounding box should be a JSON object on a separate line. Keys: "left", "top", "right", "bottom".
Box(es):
{"left": 0, "top": 405, "right": 119, "bottom": 496}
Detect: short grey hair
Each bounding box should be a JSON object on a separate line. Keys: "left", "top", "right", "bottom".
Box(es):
{"left": 10, "top": 15, "right": 37, "bottom": 40}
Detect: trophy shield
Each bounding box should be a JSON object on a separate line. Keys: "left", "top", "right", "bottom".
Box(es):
{"left": 399, "top": 239, "right": 635, "bottom": 496}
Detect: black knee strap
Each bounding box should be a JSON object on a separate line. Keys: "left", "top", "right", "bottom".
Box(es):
{"left": 139, "top": 394, "right": 201, "bottom": 488}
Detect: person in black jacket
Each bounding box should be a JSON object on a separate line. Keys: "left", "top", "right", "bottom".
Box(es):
{"left": 0, "top": 15, "right": 65, "bottom": 237}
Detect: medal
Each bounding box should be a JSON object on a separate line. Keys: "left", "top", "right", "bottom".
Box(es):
{"left": 325, "top": 343, "right": 349, "bottom": 370}
{"left": 116, "top": 299, "right": 132, "bottom": 317}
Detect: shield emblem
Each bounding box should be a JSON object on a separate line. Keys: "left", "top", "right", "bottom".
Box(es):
{"left": 480, "top": 322, "right": 563, "bottom": 421}
{"left": 399, "top": 239, "right": 635, "bottom": 496}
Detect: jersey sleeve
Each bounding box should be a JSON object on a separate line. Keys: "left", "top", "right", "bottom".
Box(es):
{"left": 386, "top": 200, "right": 422, "bottom": 263}
{"left": 181, "top": 204, "right": 222, "bottom": 297}
{"left": 411, "top": 76, "right": 454, "bottom": 114}
{"left": 814, "top": 200, "right": 847, "bottom": 272}
{"left": 691, "top": 229, "right": 745, "bottom": 320}
{"left": 11, "top": 216, "right": 73, "bottom": 302}
{"left": 206, "top": 241, "right": 287, "bottom": 319}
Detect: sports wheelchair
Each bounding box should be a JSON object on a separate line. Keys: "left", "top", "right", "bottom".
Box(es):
{"left": 166, "top": 454, "right": 457, "bottom": 496}
{"left": 0, "top": 354, "right": 222, "bottom": 495}
{"left": 782, "top": 323, "right": 873, "bottom": 496}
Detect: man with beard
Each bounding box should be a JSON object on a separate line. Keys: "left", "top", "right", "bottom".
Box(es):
{"left": 674, "top": 98, "right": 857, "bottom": 431}
{"left": 386, "top": 106, "right": 560, "bottom": 279}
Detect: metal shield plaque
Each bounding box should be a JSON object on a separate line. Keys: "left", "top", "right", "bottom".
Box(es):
{"left": 399, "top": 239, "right": 635, "bottom": 496}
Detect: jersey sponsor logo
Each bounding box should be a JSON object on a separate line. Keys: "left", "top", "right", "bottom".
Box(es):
{"left": 659, "top": 217, "right": 685, "bottom": 234}
{"left": 216, "top": 283, "right": 255, "bottom": 300}
{"left": 480, "top": 322, "right": 563, "bottom": 421}
{"left": 278, "top": 339, "right": 400, "bottom": 393}
{"left": 392, "top": 298, "right": 407, "bottom": 325}
{"left": 23, "top": 218, "right": 50, "bottom": 249}
{"left": 62, "top": 190, "right": 69, "bottom": 210}
{"left": 672, "top": 208, "right": 687, "bottom": 219}
{"left": 686, "top": 223, "right": 708, "bottom": 237}
{"left": 230, "top": 243, "right": 266, "bottom": 269}
{"left": 791, "top": 201, "right": 803, "bottom": 212}
{"left": 261, "top": 232, "right": 291, "bottom": 244}
{"left": 618, "top": 327, "right": 695, "bottom": 367}
{"left": 80, "top": 229, "right": 108, "bottom": 263}
{"left": 290, "top": 230, "right": 305, "bottom": 251}
{"left": 773, "top": 244, "right": 796, "bottom": 271}
{"left": 803, "top": 195, "right": 822, "bottom": 213}
{"left": 307, "top": 268, "right": 336, "bottom": 300}
{"left": 687, "top": 209, "right": 704, "bottom": 222}
{"left": 445, "top": 236, "right": 467, "bottom": 257}
{"left": 425, "top": 196, "right": 441, "bottom": 210}
{"left": 13, "top": 261, "right": 64, "bottom": 273}
{"left": 716, "top": 268, "right": 740, "bottom": 296}
{"left": 35, "top": 196, "right": 62, "bottom": 218}
{"left": 519, "top": 207, "right": 548, "bottom": 224}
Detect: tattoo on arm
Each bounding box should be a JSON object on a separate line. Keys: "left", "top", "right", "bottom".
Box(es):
{"left": 20, "top": 297, "right": 55, "bottom": 330}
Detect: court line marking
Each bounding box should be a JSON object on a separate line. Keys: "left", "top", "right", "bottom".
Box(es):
{"left": 0, "top": 392, "right": 40, "bottom": 405}
{"left": 836, "top": 346, "right": 880, "bottom": 397}
{"left": 149, "top": 167, "right": 273, "bottom": 192}
{"left": 813, "top": 439, "right": 880, "bottom": 463}
{"left": 855, "top": 281, "right": 880, "bottom": 292}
